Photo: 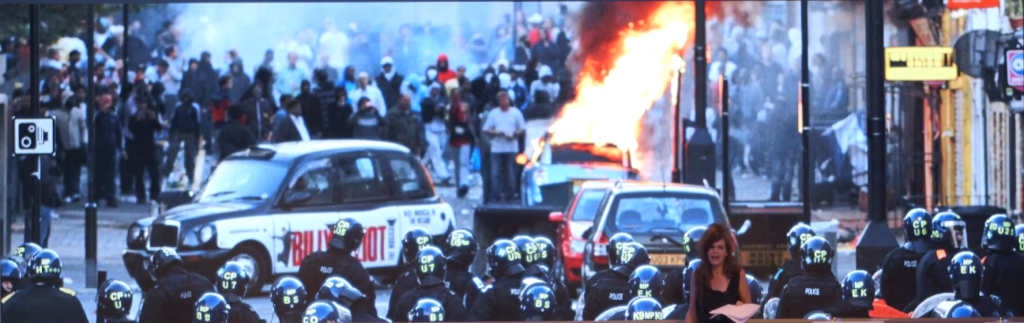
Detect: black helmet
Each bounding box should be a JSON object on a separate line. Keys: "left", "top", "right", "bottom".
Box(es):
{"left": 624, "top": 296, "right": 664, "bottom": 321}
{"left": 931, "top": 211, "right": 967, "bottom": 250}
{"left": 1016, "top": 224, "right": 1024, "bottom": 253}
{"left": 416, "top": 246, "right": 447, "bottom": 286}
{"left": 607, "top": 233, "right": 636, "bottom": 267}
{"left": 149, "top": 247, "right": 183, "bottom": 279}
{"left": 408, "top": 298, "right": 445, "bottom": 322}
{"left": 194, "top": 292, "right": 231, "bottom": 323}
{"left": 803, "top": 311, "right": 832, "bottom": 320}
{"left": 841, "top": 270, "right": 875, "bottom": 308}
{"left": 304, "top": 300, "right": 352, "bottom": 323}
{"left": 947, "top": 301, "right": 981, "bottom": 318}
{"left": 28, "top": 249, "right": 62, "bottom": 283}
{"left": 513, "top": 235, "right": 537, "bottom": 268}
{"left": 798, "top": 237, "right": 833, "bottom": 273}
{"left": 613, "top": 242, "right": 650, "bottom": 276}
{"left": 5, "top": 255, "right": 26, "bottom": 276}
{"left": 520, "top": 284, "right": 557, "bottom": 321}
{"left": 403, "top": 228, "right": 432, "bottom": 264}
{"left": 486, "top": 239, "right": 525, "bottom": 278}
{"left": 13, "top": 242, "right": 42, "bottom": 262}
{"left": 532, "top": 237, "right": 556, "bottom": 271}
{"left": 216, "top": 261, "right": 251, "bottom": 299}
{"left": 683, "top": 226, "right": 706, "bottom": 258}
{"left": 445, "top": 229, "right": 477, "bottom": 266}
{"left": 98, "top": 279, "right": 134, "bottom": 318}
{"left": 317, "top": 276, "right": 364, "bottom": 307}
{"left": 330, "top": 218, "right": 365, "bottom": 251}
{"left": 982, "top": 214, "right": 1016, "bottom": 252}
{"left": 1, "top": 258, "right": 21, "bottom": 283}
{"left": 902, "top": 208, "right": 932, "bottom": 242}
{"left": 628, "top": 265, "right": 664, "bottom": 300}
{"left": 786, "top": 223, "right": 816, "bottom": 260}
{"left": 271, "top": 276, "right": 308, "bottom": 319}
{"left": 948, "top": 251, "right": 982, "bottom": 300}
{"left": 680, "top": 259, "right": 701, "bottom": 303}
{"left": 746, "top": 274, "right": 763, "bottom": 304}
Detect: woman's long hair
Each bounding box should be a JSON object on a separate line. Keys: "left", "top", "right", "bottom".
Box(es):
{"left": 694, "top": 223, "right": 741, "bottom": 300}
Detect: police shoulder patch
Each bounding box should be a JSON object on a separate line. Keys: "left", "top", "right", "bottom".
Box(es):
{"left": 472, "top": 277, "right": 486, "bottom": 290}
{"left": 60, "top": 287, "right": 77, "bottom": 296}
{"left": 1, "top": 291, "right": 15, "bottom": 304}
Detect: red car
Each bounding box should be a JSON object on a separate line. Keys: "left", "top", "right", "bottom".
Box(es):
{"left": 548, "top": 181, "right": 617, "bottom": 293}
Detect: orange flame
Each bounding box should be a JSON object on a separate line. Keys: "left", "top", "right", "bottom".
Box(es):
{"left": 549, "top": 1, "right": 693, "bottom": 176}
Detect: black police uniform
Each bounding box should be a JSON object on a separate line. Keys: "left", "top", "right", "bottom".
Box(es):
{"left": 394, "top": 282, "right": 468, "bottom": 322}
{"left": 297, "top": 247, "right": 378, "bottom": 315}
{"left": 469, "top": 271, "right": 526, "bottom": 321}
{"left": 908, "top": 248, "right": 955, "bottom": 311}
{"left": 387, "top": 267, "right": 420, "bottom": 320}
{"left": 981, "top": 249, "right": 1024, "bottom": 316}
{"left": 665, "top": 302, "right": 689, "bottom": 320}
{"left": 596, "top": 306, "right": 627, "bottom": 320}
{"left": 445, "top": 263, "right": 484, "bottom": 307}
{"left": 663, "top": 267, "right": 685, "bottom": 305}
{"left": 351, "top": 297, "right": 386, "bottom": 322}
{"left": 225, "top": 294, "right": 262, "bottom": 323}
{"left": 777, "top": 272, "right": 843, "bottom": 319}
{"left": 583, "top": 267, "right": 633, "bottom": 320}
{"left": 138, "top": 266, "right": 215, "bottom": 323}
{"left": 879, "top": 244, "right": 926, "bottom": 311}
{"left": 1, "top": 283, "right": 89, "bottom": 323}
{"left": 524, "top": 265, "right": 573, "bottom": 320}
{"left": 107, "top": 316, "right": 139, "bottom": 323}
{"left": 765, "top": 260, "right": 803, "bottom": 303}
{"left": 824, "top": 300, "right": 870, "bottom": 319}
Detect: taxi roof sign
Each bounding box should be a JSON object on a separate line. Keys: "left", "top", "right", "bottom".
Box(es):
{"left": 885, "top": 46, "right": 958, "bottom": 82}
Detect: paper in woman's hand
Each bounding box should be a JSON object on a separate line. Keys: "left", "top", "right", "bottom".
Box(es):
{"left": 709, "top": 303, "right": 761, "bottom": 323}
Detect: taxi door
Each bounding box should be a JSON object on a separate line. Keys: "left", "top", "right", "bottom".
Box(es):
{"left": 380, "top": 152, "right": 455, "bottom": 246}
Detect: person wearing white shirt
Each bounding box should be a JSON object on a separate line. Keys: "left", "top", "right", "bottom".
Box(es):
{"left": 349, "top": 72, "right": 387, "bottom": 117}
{"left": 482, "top": 91, "right": 525, "bottom": 202}
{"left": 708, "top": 49, "right": 737, "bottom": 83}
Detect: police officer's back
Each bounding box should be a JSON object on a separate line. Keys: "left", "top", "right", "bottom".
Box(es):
{"left": 271, "top": 277, "right": 308, "bottom": 323}
{"left": 194, "top": 293, "right": 231, "bottom": 323}
{"left": 584, "top": 242, "right": 650, "bottom": 320}
{"left": 665, "top": 259, "right": 700, "bottom": 320}
{"left": 443, "top": 229, "right": 484, "bottom": 308}
{"left": 777, "top": 237, "right": 842, "bottom": 319}
{"left": 99, "top": 280, "right": 137, "bottom": 323}
{"left": 938, "top": 251, "right": 1009, "bottom": 317}
{"left": 394, "top": 246, "right": 467, "bottom": 322}
{"left": 317, "top": 276, "right": 384, "bottom": 322}
{"left": 522, "top": 236, "right": 572, "bottom": 320}
{"left": 664, "top": 226, "right": 705, "bottom": 306}
{"left": 979, "top": 214, "right": 1024, "bottom": 316}
{"left": 766, "top": 223, "right": 815, "bottom": 303}
{"left": 585, "top": 233, "right": 635, "bottom": 294}
{"left": 597, "top": 265, "right": 667, "bottom": 321}
{"left": 299, "top": 218, "right": 377, "bottom": 316}
{"left": 139, "top": 248, "right": 214, "bottom": 323}
{"left": 0, "top": 249, "right": 89, "bottom": 323}
{"left": 910, "top": 211, "right": 966, "bottom": 311}
{"left": 469, "top": 239, "right": 527, "bottom": 321}
{"left": 388, "top": 228, "right": 434, "bottom": 320}
{"left": 216, "top": 261, "right": 262, "bottom": 323}
{"left": 879, "top": 208, "right": 931, "bottom": 311}
{"left": 824, "top": 270, "right": 875, "bottom": 319}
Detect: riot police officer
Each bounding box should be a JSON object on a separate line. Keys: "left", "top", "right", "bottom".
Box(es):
{"left": 194, "top": 293, "right": 231, "bottom": 323}
{"left": 0, "top": 249, "right": 89, "bottom": 323}
{"left": 595, "top": 264, "right": 667, "bottom": 320}
{"left": 910, "top": 211, "right": 966, "bottom": 310}
{"left": 623, "top": 296, "right": 664, "bottom": 321}
{"left": 318, "top": 276, "right": 383, "bottom": 322}
{"left": 933, "top": 300, "right": 982, "bottom": 318}
{"left": 746, "top": 274, "right": 763, "bottom": 305}
{"left": 522, "top": 236, "right": 572, "bottom": 320}
{"left": 520, "top": 284, "right": 558, "bottom": 321}
{"left": 825, "top": 270, "right": 875, "bottom": 318}
{"left": 443, "top": 229, "right": 484, "bottom": 307}
{"left": 934, "top": 251, "right": 1009, "bottom": 317}
{"left": 305, "top": 300, "right": 353, "bottom": 323}
{"left": 387, "top": 227, "right": 433, "bottom": 320}
{"left": 98, "top": 279, "right": 136, "bottom": 323}
{"left": 765, "top": 223, "right": 815, "bottom": 303}
{"left": 585, "top": 233, "right": 635, "bottom": 295}
{"left": 11, "top": 242, "right": 43, "bottom": 290}
{"left": 979, "top": 214, "right": 1024, "bottom": 316}
{"left": 664, "top": 259, "right": 700, "bottom": 320}
{"left": 299, "top": 218, "right": 376, "bottom": 316}
{"left": 409, "top": 298, "right": 446, "bottom": 322}
{"left": 777, "top": 237, "right": 842, "bottom": 319}
{"left": 664, "top": 227, "right": 705, "bottom": 306}
{"left": 215, "top": 262, "right": 261, "bottom": 323}
{"left": 138, "top": 248, "right": 214, "bottom": 323}
{"left": 1, "top": 258, "right": 20, "bottom": 298}
{"left": 584, "top": 242, "right": 651, "bottom": 320}
{"left": 393, "top": 246, "right": 467, "bottom": 322}
{"left": 879, "top": 208, "right": 931, "bottom": 311}
{"left": 271, "top": 276, "right": 308, "bottom": 323}
{"left": 469, "top": 239, "right": 527, "bottom": 321}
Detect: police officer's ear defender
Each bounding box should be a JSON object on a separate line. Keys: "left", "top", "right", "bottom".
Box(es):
{"left": 28, "top": 249, "right": 62, "bottom": 283}
{"left": 271, "top": 276, "right": 308, "bottom": 319}
{"left": 402, "top": 227, "right": 432, "bottom": 265}
{"left": 948, "top": 251, "right": 982, "bottom": 300}
{"left": 409, "top": 297, "right": 445, "bottom": 322}
{"left": 415, "top": 246, "right": 447, "bottom": 286}
{"left": 841, "top": 270, "right": 876, "bottom": 308}
{"left": 607, "top": 233, "right": 636, "bottom": 268}
{"left": 798, "top": 236, "right": 833, "bottom": 273}
{"left": 216, "top": 261, "right": 251, "bottom": 300}
{"left": 624, "top": 296, "right": 664, "bottom": 321}
{"left": 786, "top": 223, "right": 816, "bottom": 260}
{"left": 520, "top": 284, "right": 557, "bottom": 321}
{"left": 330, "top": 218, "right": 366, "bottom": 251}
{"left": 982, "top": 214, "right": 1016, "bottom": 252}
{"left": 903, "top": 208, "right": 932, "bottom": 241}
{"left": 98, "top": 279, "right": 134, "bottom": 318}
{"left": 149, "top": 247, "right": 183, "bottom": 280}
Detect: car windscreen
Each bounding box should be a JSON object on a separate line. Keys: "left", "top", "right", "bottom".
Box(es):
{"left": 550, "top": 143, "right": 624, "bottom": 164}
{"left": 570, "top": 189, "right": 608, "bottom": 221}
{"left": 604, "top": 192, "right": 724, "bottom": 235}
{"left": 198, "top": 159, "right": 289, "bottom": 203}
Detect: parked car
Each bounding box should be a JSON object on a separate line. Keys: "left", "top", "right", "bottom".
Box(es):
{"left": 548, "top": 180, "right": 617, "bottom": 293}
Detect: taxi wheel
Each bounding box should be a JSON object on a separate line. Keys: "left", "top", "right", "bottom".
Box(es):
{"left": 228, "top": 244, "right": 269, "bottom": 292}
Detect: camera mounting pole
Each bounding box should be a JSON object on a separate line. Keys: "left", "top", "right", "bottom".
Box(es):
{"left": 85, "top": 3, "right": 99, "bottom": 289}
{"left": 28, "top": 4, "right": 42, "bottom": 244}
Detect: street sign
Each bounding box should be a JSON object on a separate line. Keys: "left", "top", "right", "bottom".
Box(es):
{"left": 12, "top": 117, "right": 55, "bottom": 155}
{"left": 1008, "top": 49, "right": 1023, "bottom": 89}
{"left": 884, "top": 46, "right": 958, "bottom": 81}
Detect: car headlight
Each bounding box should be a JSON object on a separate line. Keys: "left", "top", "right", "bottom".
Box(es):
{"left": 127, "top": 224, "right": 142, "bottom": 245}
{"left": 570, "top": 240, "right": 586, "bottom": 253}
{"left": 182, "top": 224, "right": 216, "bottom": 247}
{"left": 198, "top": 225, "right": 215, "bottom": 244}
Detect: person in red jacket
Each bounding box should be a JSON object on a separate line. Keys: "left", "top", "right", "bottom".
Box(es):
{"left": 436, "top": 54, "right": 458, "bottom": 86}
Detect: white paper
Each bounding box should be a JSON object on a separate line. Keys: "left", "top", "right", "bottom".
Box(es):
{"left": 709, "top": 303, "right": 761, "bottom": 323}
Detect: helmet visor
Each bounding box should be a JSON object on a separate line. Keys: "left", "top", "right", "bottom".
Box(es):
{"left": 940, "top": 220, "right": 967, "bottom": 249}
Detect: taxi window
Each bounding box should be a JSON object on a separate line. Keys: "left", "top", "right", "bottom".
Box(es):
{"left": 336, "top": 156, "right": 388, "bottom": 203}
{"left": 388, "top": 156, "right": 433, "bottom": 200}
{"left": 287, "top": 158, "right": 336, "bottom": 206}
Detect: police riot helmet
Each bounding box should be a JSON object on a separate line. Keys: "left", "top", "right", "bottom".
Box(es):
{"left": 445, "top": 229, "right": 477, "bottom": 266}
{"left": 408, "top": 297, "right": 445, "bottom": 322}
{"left": 194, "top": 292, "right": 231, "bottom": 323}
{"left": 513, "top": 235, "right": 537, "bottom": 268}
{"left": 746, "top": 274, "right": 763, "bottom": 305}
{"left": 683, "top": 226, "right": 707, "bottom": 258}
{"left": 1, "top": 258, "right": 21, "bottom": 287}
{"left": 947, "top": 301, "right": 981, "bottom": 318}
{"left": 948, "top": 251, "right": 982, "bottom": 300}
{"left": 1016, "top": 224, "right": 1024, "bottom": 253}
{"left": 304, "top": 300, "right": 352, "bottom": 323}
{"left": 931, "top": 211, "right": 967, "bottom": 250}
{"left": 317, "top": 276, "right": 364, "bottom": 307}
{"left": 624, "top": 296, "right": 664, "bottom": 321}
{"left": 329, "top": 218, "right": 365, "bottom": 251}
{"left": 798, "top": 237, "right": 833, "bottom": 273}
{"left": 520, "top": 276, "right": 549, "bottom": 293}
{"left": 803, "top": 311, "right": 832, "bottom": 320}
{"left": 215, "top": 261, "right": 251, "bottom": 299}
{"left": 4, "top": 255, "right": 26, "bottom": 276}
{"left": 416, "top": 246, "right": 447, "bottom": 286}
{"left": 680, "top": 259, "right": 702, "bottom": 303}
{"left": 762, "top": 298, "right": 780, "bottom": 319}
{"left": 98, "top": 279, "right": 133, "bottom": 318}
{"left": 271, "top": 276, "right": 308, "bottom": 319}
{"left": 628, "top": 265, "right": 663, "bottom": 301}
{"left": 28, "top": 249, "right": 62, "bottom": 283}
{"left": 13, "top": 242, "right": 42, "bottom": 262}
{"left": 149, "top": 247, "right": 183, "bottom": 279}
{"left": 532, "top": 237, "right": 556, "bottom": 271}
{"left": 613, "top": 242, "right": 650, "bottom": 276}
{"left": 786, "top": 223, "right": 816, "bottom": 260}
{"left": 403, "top": 228, "right": 432, "bottom": 264}
{"left": 841, "top": 270, "right": 875, "bottom": 308}
{"left": 982, "top": 214, "right": 1016, "bottom": 252}
{"left": 520, "top": 284, "right": 557, "bottom": 321}
{"left": 607, "top": 233, "right": 636, "bottom": 267}
{"left": 903, "top": 208, "right": 932, "bottom": 242}
{"left": 486, "top": 239, "right": 525, "bottom": 278}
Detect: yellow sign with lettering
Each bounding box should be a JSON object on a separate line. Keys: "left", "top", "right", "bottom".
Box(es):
{"left": 884, "top": 47, "right": 957, "bottom": 81}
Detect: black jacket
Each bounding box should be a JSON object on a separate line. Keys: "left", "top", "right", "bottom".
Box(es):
{"left": 468, "top": 273, "right": 524, "bottom": 322}
{"left": 313, "top": 85, "right": 337, "bottom": 134}
{"left": 908, "top": 248, "right": 956, "bottom": 311}
{"left": 765, "top": 260, "right": 804, "bottom": 303}
{"left": 376, "top": 73, "right": 404, "bottom": 110}
{"left": 349, "top": 109, "right": 386, "bottom": 140}
{"left": 445, "top": 263, "right": 484, "bottom": 308}
{"left": 139, "top": 266, "right": 215, "bottom": 323}
{"left": 777, "top": 272, "right": 843, "bottom": 319}
{"left": 296, "top": 92, "right": 323, "bottom": 137}
{"left": 217, "top": 122, "right": 256, "bottom": 161}
{"left": 387, "top": 267, "right": 420, "bottom": 320}
{"left": 583, "top": 270, "right": 631, "bottom": 320}
{"left": 170, "top": 103, "right": 201, "bottom": 134}
{"left": 127, "top": 113, "right": 163, "bottom": 155}
{"left": 393, "top": 282, "right": 468, "bottom": 322}
{"left": 524, "top": 265, "right": 573, "bottom": 320}
{"left": 329, "top": 102, "right": 355, "bottom": 139}
{"left": 94, "top": 109, "right": 122, "bottom": 154}
{"left": 296, "top": 247, "right": 377, "bottom": 316}
{"left": 227, "top": 299, "right": 262, "bottom": 323}
{"left": 981, "top": 251, "right": 1024, "bottom": 316}
{"left": 823, "top": 299, "right": 871, "bottom": 319}
{"left": 272, "top": 115, "right": 307, "bottom": 143}
{"left": 1, "top": 284, "right": 88, "bottom": 323}
{"left": 880, "top": 246, "right": 926, "bottom": 311}
{"left": 664, "top": 267, "right": 686, "bottom": 305}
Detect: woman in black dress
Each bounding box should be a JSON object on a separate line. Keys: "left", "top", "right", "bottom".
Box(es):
{"left": 686, "top": 223, "right": 751, "bottom": 323}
